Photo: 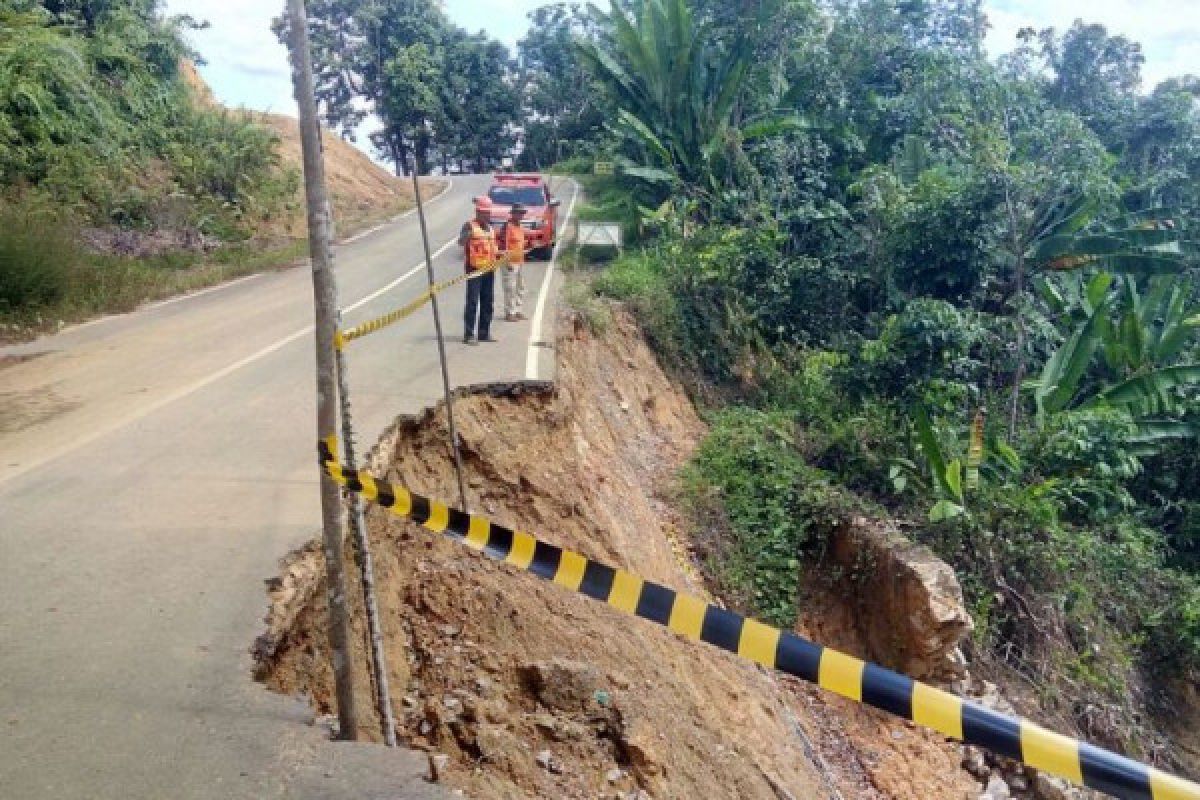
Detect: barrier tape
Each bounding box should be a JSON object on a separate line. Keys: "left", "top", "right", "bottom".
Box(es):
{"left": 317, "top": 440, "right": 1200, "bottom": 800}
{"left": 336, "top": 258, "right": 508, "bottom": 349}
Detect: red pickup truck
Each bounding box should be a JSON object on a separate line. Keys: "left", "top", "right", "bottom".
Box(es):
{"left": 485, "top": 173, "right": 561, "bottom": 260}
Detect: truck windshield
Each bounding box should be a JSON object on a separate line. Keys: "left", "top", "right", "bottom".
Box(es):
{"left": 488, "top": 186, "right": 545, "bottom": 207}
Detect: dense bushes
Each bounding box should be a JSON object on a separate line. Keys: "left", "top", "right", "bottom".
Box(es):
{"left": 593, "top": 201, "right": 1200, "bottom": 727}
{"left": 0, "top": 3, "right": 293, "bottom": 229}
{"left": 0, "top": 1, "right": 299, "bottom": 324}
{"left": 680, "top": 408, "right": 858, "bottom": 626}
{"left": 0, "top": 198, "right": 79, "bottom": 309}
{"left": 578, "top": 1, "right": 1200, "bottom": 713}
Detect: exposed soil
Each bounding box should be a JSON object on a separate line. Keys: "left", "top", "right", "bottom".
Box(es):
{"left": 256, "top": 309, "right": 992, "bottom": 799}
{"left": 261, "top": 113, "right": 433, "bottom": 240}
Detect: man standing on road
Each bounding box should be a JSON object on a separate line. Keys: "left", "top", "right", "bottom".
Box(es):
{"left": 460, "top": 196, "right": 499, "bottom": 345}
{"left": 501, "top": 203, "right": 529, "bottom": 322}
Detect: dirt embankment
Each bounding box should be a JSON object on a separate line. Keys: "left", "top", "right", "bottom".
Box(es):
{"left": 256, "top": 310, "right": 987, "bottom": 799}
{"left": 181, "top": 61, "right": 440, "bottom": 243}
{"left": 260, "top": 113, "right": 434, "bottom": 240}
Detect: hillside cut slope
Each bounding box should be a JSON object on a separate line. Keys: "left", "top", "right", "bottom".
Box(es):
{"left": 181, "top": 62, "right": 433, "bottom": 241}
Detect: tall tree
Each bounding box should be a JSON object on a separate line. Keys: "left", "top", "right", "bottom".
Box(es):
{"left": 1041, "top": 21, "right": 1143, "bottom": 144}
{"left": 275, "top": 0, "right": 520, "bottom": 175}
{"left": 438, "top": 28, "right": 518, "bottom": 173}
{"left": 272, "top": 0, "right": 370, "bottom": 137}
{"left": 1123, "top": 77, "right": 1200, "bottom": 211}
{"left": 516, "top": 2, "right": 608, "bottom": 169}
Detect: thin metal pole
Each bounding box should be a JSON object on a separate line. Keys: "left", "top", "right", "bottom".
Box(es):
{"left": 285, "top": 0, "right": 357, "bottom": 740}
{"left": 334, "top": 342, "right": 397, "bottom": 746}
{"left": 409, "top": 157, "right": 469, "bottom": 511}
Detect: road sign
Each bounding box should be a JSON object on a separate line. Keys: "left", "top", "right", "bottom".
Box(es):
{"left": 577, "top": 222, "right": 622, "bottom": 249}
{"left": 594, "top": 161, "right": 615, "bottom": 176}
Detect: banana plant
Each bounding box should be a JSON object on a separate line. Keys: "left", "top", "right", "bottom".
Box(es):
{"left": 1032, "top": 269, "right": 1200, "bottom": 448}
{"left": 578, "top": 0, "right": 805, "bottom": 199}
{"left": 1026, "top": 197, "right": 1193, "bottom": 276}
{"left": 890, "top": 406, "right": 1020, "bottom": 522}
{"left": 1032, "top": 271, "right": 1114, "bottom": 420}
{"left": 1098, "top": 274, "right": 1200, "bottom": 374}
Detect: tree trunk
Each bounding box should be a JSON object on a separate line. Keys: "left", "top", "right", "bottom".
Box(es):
{"left": 1004, "top": 179, "right": 1026, "bottom": 440}
{"left": 389, "top": 137, "right": 410, "bottom": 177}
{"left": 415, "top": 133, "right": 431, "bottom": 176}
{"left": 285, "top": 0, "right": 358, "bottom": 742}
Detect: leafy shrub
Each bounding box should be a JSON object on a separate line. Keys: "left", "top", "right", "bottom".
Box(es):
{"left": 760, "top": 349, "right": 846, "bottom": 420}
{"left": 1025, "top": 408, "right": 1142, "bottom": 522}
{"left": 593, "top": 250, "right": 679, "bottom": 344}
{"left": 681, "top": 408, "right": 858, "bottom": 626}
{"left": 1, "top": 6, "right": 292, "bottom": 238}
{"left": 165, "top": 109, "right": 294, "bottom": 215}
{"left": 1152, "top": 576, "right": 1200, "bottom": 677}
{"left": 851, "top": 298, "right": 996, "bottom": 402}
{"left": 594, "top": 244, "right": 740, "bottom": 388}
{"left": 681, "top": 224, "right": 860, "bottom": 348}
{"left": 888, "top": 169, "right": 997, "bottom": 302}
{"left": 0, "top": 197, "right": 79, "bottom": 308}
{"left": 548, "top": 154, "right": 596, "bottom": 175}
{"left": 562, "top": 279, "right": 612, "bottom": 334}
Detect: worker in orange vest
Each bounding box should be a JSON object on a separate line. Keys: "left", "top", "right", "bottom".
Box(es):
{"left": 501, "top": 203, "right": 529, "bottom": 321}
{"left": 459, "top": 196, "right": 499, "bottom": 345}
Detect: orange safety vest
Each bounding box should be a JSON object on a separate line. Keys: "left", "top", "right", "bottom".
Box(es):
{"left": 503, "top": 221, "right": 526, "bottom": 266}
{"left": 466, "top": 220, "right": 498, "bottom": 271}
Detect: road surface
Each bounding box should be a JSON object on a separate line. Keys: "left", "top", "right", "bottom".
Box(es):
{"left": 0, "top": 174, "right": 577, "bottom": 799}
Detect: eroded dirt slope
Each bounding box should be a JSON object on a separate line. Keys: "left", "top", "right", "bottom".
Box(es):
{"left": 256, "top": 310, "right": 984, "bottom": 799}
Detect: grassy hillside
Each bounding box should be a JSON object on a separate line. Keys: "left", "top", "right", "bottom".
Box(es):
{"left": 0, "top": 3, "right": 432, "bottom": 341}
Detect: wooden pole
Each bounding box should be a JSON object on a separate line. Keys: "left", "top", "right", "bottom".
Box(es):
{"left": 285, "top": 0, "right": 358, "bottom": 741}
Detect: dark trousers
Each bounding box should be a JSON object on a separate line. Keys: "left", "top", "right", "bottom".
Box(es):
{"left": 464, "top": 270, "right": 495, "bottom": 338}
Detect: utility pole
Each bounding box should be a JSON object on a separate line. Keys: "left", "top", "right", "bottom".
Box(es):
{"left": 285, "top": 0, "right": 358, "bottom": 741}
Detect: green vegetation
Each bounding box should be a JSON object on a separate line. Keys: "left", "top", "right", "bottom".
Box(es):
{"left": 285, "top": 1, "right": 614, "bottom": 175}
{"left": 567, "top": 0, "right": 1200, "bottom": 756}
{"left": 681, "top": 408, "right": 858, "bottom": 626}
{"left": 0, "top": 0, "right": 298, "bottom": 330}
{"left": 279, "top": 0, "right": 531, "bottom": 175}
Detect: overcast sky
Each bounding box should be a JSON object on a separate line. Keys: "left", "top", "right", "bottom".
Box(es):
{"left": 163, "top": 0, "right": 1200, "bottom": 149}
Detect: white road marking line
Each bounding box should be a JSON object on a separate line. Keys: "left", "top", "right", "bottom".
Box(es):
{"left": 0, "top": 235, "right": 462, "bottom": 488}
{"left": 526, "top": 180, "right": 580, "bottom": 380}
{"left": 12, "top": 273, "right": 271, "bottom": 345}
{"left": 0, "top": 328, "right": 314, "bottom": 487}
{"left": 341, "top": 178, "right": 456, "bottom": 244}
{"left": 139, "top": 274, "right": 269, "bottom": 313}
{"left": 341, "top": 238, "right": 457, "bottom": 316}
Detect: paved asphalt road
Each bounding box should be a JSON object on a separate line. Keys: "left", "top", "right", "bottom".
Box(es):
{"left": 0, "top": 174, "right": 578, "bottom": 799}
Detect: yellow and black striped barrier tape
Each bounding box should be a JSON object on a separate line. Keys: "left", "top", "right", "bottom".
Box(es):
{"left": 317, "top": 440, "right": 1200, "bottom": 800}
{"left": 336, "top": 258, "right": 507, "bottom": 349}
